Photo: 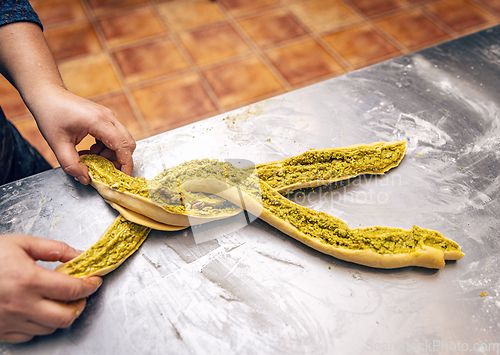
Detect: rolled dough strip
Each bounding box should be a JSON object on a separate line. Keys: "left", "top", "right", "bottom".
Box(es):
{"left": 104, "top": 200, "right": 186, "bottom": 231}
{"left": 257, "top": 141, "right": 407, "bottom": 193}
{"left": 68, "top": 141, "right": 462, "bottom": 275}
{"left": 82, "top": 155, "right": 241, "bottom": 226}
{"left": 180, "top": 160, "right": 464, "bottom": 269}
{"left": 84, "top": 141, "right": 407, "bottom": 228}
{"left": 56, "top": 216, "right": 151, "bottom": 277}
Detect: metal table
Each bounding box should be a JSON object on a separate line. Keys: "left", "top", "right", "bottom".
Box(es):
{"left": 2, "top": 25, "right": 500, "bottom": 355}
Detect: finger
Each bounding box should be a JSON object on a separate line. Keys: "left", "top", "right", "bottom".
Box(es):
{"left": 89, "top": 140, "right": 105, "bottom": 155}
{"left": 0, "top": 332, "right": 34, "bottom": 344}
{"left": 51, "top": 140, "right": 90, "bottom": 185}
{"left": 34, "top": 267, "right": 102, "bottom": 301}
{"left": 20, "top": 235, "right": 81, "bottom": 263}
{"left": 98, "top": 148, "right": 116, "bottom": 162}
{"left": 78, "top": 149, "right": 91, "bottom": 156}
{"left": 113, "top": 120, "right": 136, "bottom": 156}
{"left": 115, "top": 147, "right": 134, "bottom": 176}
{"left": 88, "top": 121, "right": 135, "bottom": 176}
{"left": 3, "top": 319, "right": 57, "bottom": 337}
{"left": 114, "top": 124, "right": 135, "bottom": 175}
{"left": 29, "top": 298, "right": 86, "bottom": 329}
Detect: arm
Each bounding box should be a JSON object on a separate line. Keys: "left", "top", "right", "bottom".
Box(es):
{"left": 0, "top": 21, "right": 136, "bottom": 184}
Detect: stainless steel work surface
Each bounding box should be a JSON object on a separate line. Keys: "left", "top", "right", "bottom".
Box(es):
{"left": 2, "top": 26, "right": 500, "bottom": 354}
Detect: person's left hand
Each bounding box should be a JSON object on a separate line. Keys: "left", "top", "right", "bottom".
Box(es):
{"left": 27, "top": 84, "right": 136, "bottom": 185}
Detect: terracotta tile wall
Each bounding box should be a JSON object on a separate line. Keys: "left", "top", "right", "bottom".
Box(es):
{"left": 2, "top": 0, "right": 500, "bottom": 167}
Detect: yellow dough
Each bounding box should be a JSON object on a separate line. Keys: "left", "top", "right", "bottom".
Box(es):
{"left": 105, "top": 200, "right": 186, "bottom": 232}
{"left": 58, "top": 140, "right": 463, "bottom": 276}
{"left": 180, "top": 159, "right": 463, "bottom": 269}
{"left": 81, "top": 155, "right": 242, "bottom": 227}
{"left": 81, "top": 141, "right": 407, "bottom": 226}
{"left": 56, "top": 216, "right": 151, "bottom": 277}
{"left": 257, "top": 141, "right": 407, "bottom": 193}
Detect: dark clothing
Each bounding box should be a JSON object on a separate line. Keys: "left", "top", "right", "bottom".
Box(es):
{"left": 0, "top": 0, "right": 42, "bottom": 29}
{"left": 0, "top": 108, "right": 51, "bottom": 185}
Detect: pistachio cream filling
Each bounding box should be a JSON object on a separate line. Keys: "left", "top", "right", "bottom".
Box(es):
{"left": 63, "top": 217, "right": 151, "bottom": 277}
{"left": 81, "top": 142, "right": 407, "bottom": 219}
{"left": 82, "top": 155, "right": 240, "bottom": 217}
{"left": 181, "top": 159, "right": 461, "bottom": 256}
{"left": 82, "top": 155, "right": 149, "bottom": 198}
{"left": 258, "top": 181, "right": 460, "bottom": 254}
{"left": 257, "top": 142, "right": 406, "bottom": 191}
{"left": 148, "top": 159, "right": 240, "bottom": 216}
{"left": 71, "top": 141, "right": 462, "bottom": 275}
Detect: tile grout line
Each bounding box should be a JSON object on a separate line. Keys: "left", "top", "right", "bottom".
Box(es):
{"left": 233, "top": 1, "right": 364, "bottom": 82}
{"left": 469, "top": 0, "right": 500, "bottom": 18}
{"left": 415, "top": 7, "right": 460, "bottom": 39}
{"left": 125, "top": 51, "right": 257, "bottom": 92}
{"left": 226, "top": 0, "right": 389, "bottom": 86}
{"left": 343, "top": 0, "right": 458, "bottom": 53}
{"left": 78, "top": 0, "right": 152, "bottom": 139}
{"left": 283, "top": 0, "right": 411, "bottom": 74}
{"left": 368, "top": 21, "right": 410, "bottom": 55}
{"left": 31, "top": 0, "right": 500, "bottom": 144}
{"left": 42, "top": 17, "right": 90, "bottom": 32}
{"left": 341, "top": 0, "right": 497, "bottom": 53}
{"left": 304, "top": 29, "right": 354, "bottom": 73}
{"left": 148, "top": 0, "right": 226, "bottom": 115}
{"left": 226, "top": 3, "right": 284, "bottom": 21}
{"left": 343, "top": 0, "right": 440, "bottom": 53}
{"left": 285, "top": 0, "right": 358, "bottom": 73}
{"left": 422, "top": 0, "right": 500, "bottom": 37}
{"left": 338, "top": 0, "right": 410, "bottom": 54}
{"left": 216, "top": 2, "right": 294, "bottom": 92}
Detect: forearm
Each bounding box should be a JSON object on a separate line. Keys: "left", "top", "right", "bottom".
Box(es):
{"left": 0, "top": 21, "right": 65, "bottom": 109}
{"left": 0, "top": 18, "right": 136, "bottom": 181}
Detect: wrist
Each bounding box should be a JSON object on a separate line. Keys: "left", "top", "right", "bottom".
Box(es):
{"left": 23, "top": 82, "right": 67, "bottom": 110}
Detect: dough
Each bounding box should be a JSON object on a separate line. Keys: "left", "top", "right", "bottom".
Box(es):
{"left": 82, "top": 141, "right": 408, "bottom": 226}
{"left": 182, "top": 171, "right": 464, "bottom": 269}
{"left": 56, "top": 216, "right": 151, "bottom": 277}
{"left": 105, "top": 200, "right": 186, "bottom": 231}
{"left": 59, "top": 140, "right": 463, "bottom": 276}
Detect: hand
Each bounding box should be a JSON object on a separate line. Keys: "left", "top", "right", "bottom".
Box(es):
{"left": 0, "top": 234, "right": 102, "bottom": 343}
{"left": 0, "top": 22, "right": 136, "bottom": 184}
{"left": 27, "top": 85, "right": 136, "bottom": 185}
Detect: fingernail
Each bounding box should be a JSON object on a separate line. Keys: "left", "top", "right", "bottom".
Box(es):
{"left": 67, "top": 299, "right": 86, "bottom": 319}
{"left": 77, "top": 176, "right": 88, "bottom": 184}
{"left": 83, "top": 278, "right": 102, "bottom": 289}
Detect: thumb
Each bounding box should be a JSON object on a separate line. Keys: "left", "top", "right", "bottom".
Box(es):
{"left": 51, "top": 140, "right": 90, "bottom": 185}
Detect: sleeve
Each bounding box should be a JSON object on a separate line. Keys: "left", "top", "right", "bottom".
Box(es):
{"left": 0, "top": 0, "right": 43, "bottom": 30}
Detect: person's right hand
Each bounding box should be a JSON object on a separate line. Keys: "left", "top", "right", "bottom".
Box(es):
{"left": 0, "top": 234, "right": 102, "bottom": 343}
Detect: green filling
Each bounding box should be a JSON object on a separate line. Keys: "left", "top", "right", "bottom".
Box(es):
{"left": 79, "top": 145, "right": 461, "bottom": 260}
{"left": 80, "top": 143, "right": 406, "bottom": 218}
{"left": 82, "top": 155, "right": 240, "bottom": 217}
{"left": 186, "top": 160, "right": 461, "bottom": 255}
{"left": 149, "top": 159, "right": 241, "bottom": 216}
{"left": 260, "top": 183, "right": 460, "bottom": 254}
{"left": 258, "top": 143, "right": 406, "bottom": 190}
{"left": 65, "top": 217, "right": 151, "bottom": 276}
{"left": 81, "top": 155, "right": 149, "bottom": 198}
